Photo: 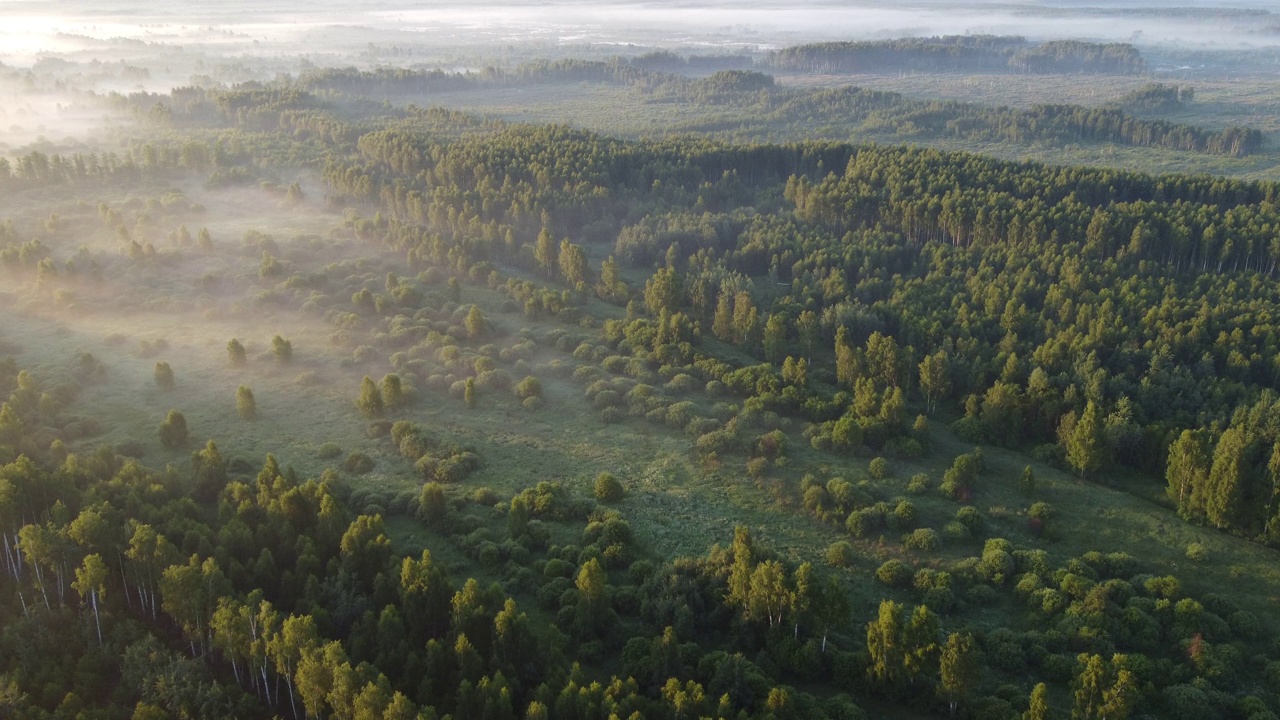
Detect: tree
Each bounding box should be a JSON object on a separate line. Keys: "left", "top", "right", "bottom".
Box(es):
{"left": 380, "top": 374, "right": 403, "bottom": 409}
{"left": 227, "top": 338, "right": 247, "bottom": 367}
{"left": 938, "top": 633, "right": 979, "bottom": 716}
{"left": 901, "top": 604, "right": 939, "bottom": 683}
{"left": 1021, "top": 466, "right": 1037, "bottom": 495}
{"left": 918, "top": 350, "right": 949, "bottom": 414}
{"left": 464, "top": 377, "right": 476, "bottom": 409}
{"left": 763, "top": 313, "right": 787, "bottom": 363}
{"left": 1072, "top": 653, "right": 1137, "bottom": 720}
{"left": 866, "top": 600, "right": 905, "bottom": 687}
{"left": 1166, "top": 430, "right": 1209, "bottom": 519}
{"left": 357, "top": 376, "right": 383, "bottom": 418}
{"left": 507, "top": 495, "right": 529, "bottom": 538}
{"left": 835, "top": 327, "right": 858, "bottom": 388}
{"left": 1205, "top": 426, "right": 1251, "bottom": 531}
{"left": 534, "top": 228, "right": 558, "bottom": 277}
{"left": 1024, "top": 683, "right": 1051, "bottom": 720}
{"left": 745, "top": 560, "right": 788, "bottom": 628}
{"left": 865, "top": 332, "right": 902, "bottom": 388}
{"left": 419, "top": 483, "right": 447, "bottom": 526}
{"left": 340, "top": 515, "right": 392, "bottom": 588}
{"left": 237, "top": 385, "right": 256, "bottom": 420}
{"left": 272, "top": 335, "right": 293, "bottom": 363}
{"left": 159, "top": 410, "right": 188, "bottom": 449}
{"left": 712, "top": 289, "right": 733, "bottom": 341}
{"left": 1266, "top": 441, "right": 1280, "bottom": 543}
{"left": 575, "top": 558, "right": 609, "bottom": 634}
{"left": 192, "top": 440, "right": 228, "bottom": 502}
{"left": 599, "top": 255, "right": 621, "bottom": 299}
{"left": 465, "top": 306, "right": 487, "bottom": 338}
{"left": 1066, "top": 400, "right": 1104, "bottom": 479}
{"left": 813, "top": 575, "right": 849, "bottom": 652}
{"left": 797, "top": 310, "right": 819, "bottom": 360}
{"left": 644, "top": 267, "right": 681, "bottom": 317}
{"left": 154, "top": 361, "right": 174, "bottom": 389}
{"left": 73, "top": 553, "right": 108, "bottom": 644}
{"left": 726, "top": 526, "right": 756, "bottom": 608}
{"left": 559, "top": 238, "right": 587, "bottom": 286}
{"left": 731, "top": 291, "right": 759, "bottom": 346}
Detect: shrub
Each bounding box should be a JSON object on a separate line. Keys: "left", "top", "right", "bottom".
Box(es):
{"left": 906, "top": 473, "right": 932, "bottom": 494}
{"left": 316, "top": 442, "right": 342, "bottom": 459}
{"left": 903, "top": 528, "right": 940, "bottom": 553}
{"left": 1185, "top": 543, "right": 1208, "bottom": 562}
{"left": 342, "top": 451, "right": 375, "bottom": 474}
{"left": 754, "top": 429, "right": 787, "bottom": 460}
{"left": 845, "top": 508, "right": 883, "bottom": 539}
{"left": 665, "top": 374, "right": 698, "bottom": 393}
{"left": 891, "top": 500, "right": 916, "bottom": 530}
{"left": 272, "top": 335, "right": 293, "bottom": 363}
{"left": 380, "top": 374, "right": 403, "bottom": 408}
{"left": 514, "top": 375, "right": 543, "bottom": 400}
{"left": 875, "top": 559, "right": 912, "bottom": 587}
{"left": 594, "top": 473, "right": 625, "bottom": 503}
{"left": 666, "top": 401, "right": 695, "bottom": 429}
{"left": 356, "top": 376, "right": 383, "bottom": 418}
{"left": 868, "top": 457, "right": 890, "bottom": 479}
{"left": 950, "top": 416, "right": 985, "bottom": 443}
{"left": 236, "top": 385, "right": 256, "bottom": 420}
{"left": 227, "top": 338, "right": 247, "bottom": 367}
{"left": 826, "top": 541, "right": 856, "bottom": 568}
{"left": 154, "top": 361, "right": 175, "bottom": 389}
{"left": 884, "top": 437, "right": 923, "bottom": 459}
{"left": 419, "top": 482, "right": 447, "bottom": 525}
{"left": 955, "top": 506, "right": 986, "bottom": 535}
{"left": 158, "top": 410, "right": 188, "bottom": 449}
{"left": 593, "top": 390, "right": 622, "bottom": 409}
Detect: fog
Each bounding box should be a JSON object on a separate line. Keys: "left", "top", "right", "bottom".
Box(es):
{"left": 1, "top": 0, "right": 1276, "bottom": 71}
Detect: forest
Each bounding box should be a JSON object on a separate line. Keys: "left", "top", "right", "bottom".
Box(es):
{"left": 764, "top": 37, "right": 1148, "bottom": 76}
{"left": 2, "top": 3, "right": 1280, "bottom": 720}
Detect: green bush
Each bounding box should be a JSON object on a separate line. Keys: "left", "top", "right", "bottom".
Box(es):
{"left": 514, "top": 375, "right": 543, "bottom": 399}
{"left": 342, "top": 451, "right": 375, "bottom": 474}
{"left": 846, "top": 508, "right": 884, "bottom": 539}
{"left": 875, "top": 559, "right": 912, "bottom": 587}
{"left": 890, "top": 500, "right": 916, "bottom": 530}
{"left": 826, "top": 541, "right": 856, "bottom": 568}
{"left": 903, "top": 528, "right": 940, "bottom": 553}
{"left": 594, "top": 473, "right": 625, "bottom": 503}
{"left": 158, "top": 410, "right": 188, "bottom": 449}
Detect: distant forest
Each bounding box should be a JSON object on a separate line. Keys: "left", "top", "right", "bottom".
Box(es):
{"left": 765, "top": 36, "right": 1148, "bottom": 75}
{"left": 287, "top": 64, "right": 1263, "bottom": 158}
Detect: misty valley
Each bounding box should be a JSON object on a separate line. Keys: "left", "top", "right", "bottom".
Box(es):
{"left": 3, "top": 2, "right": 1280, "bottom": 719}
